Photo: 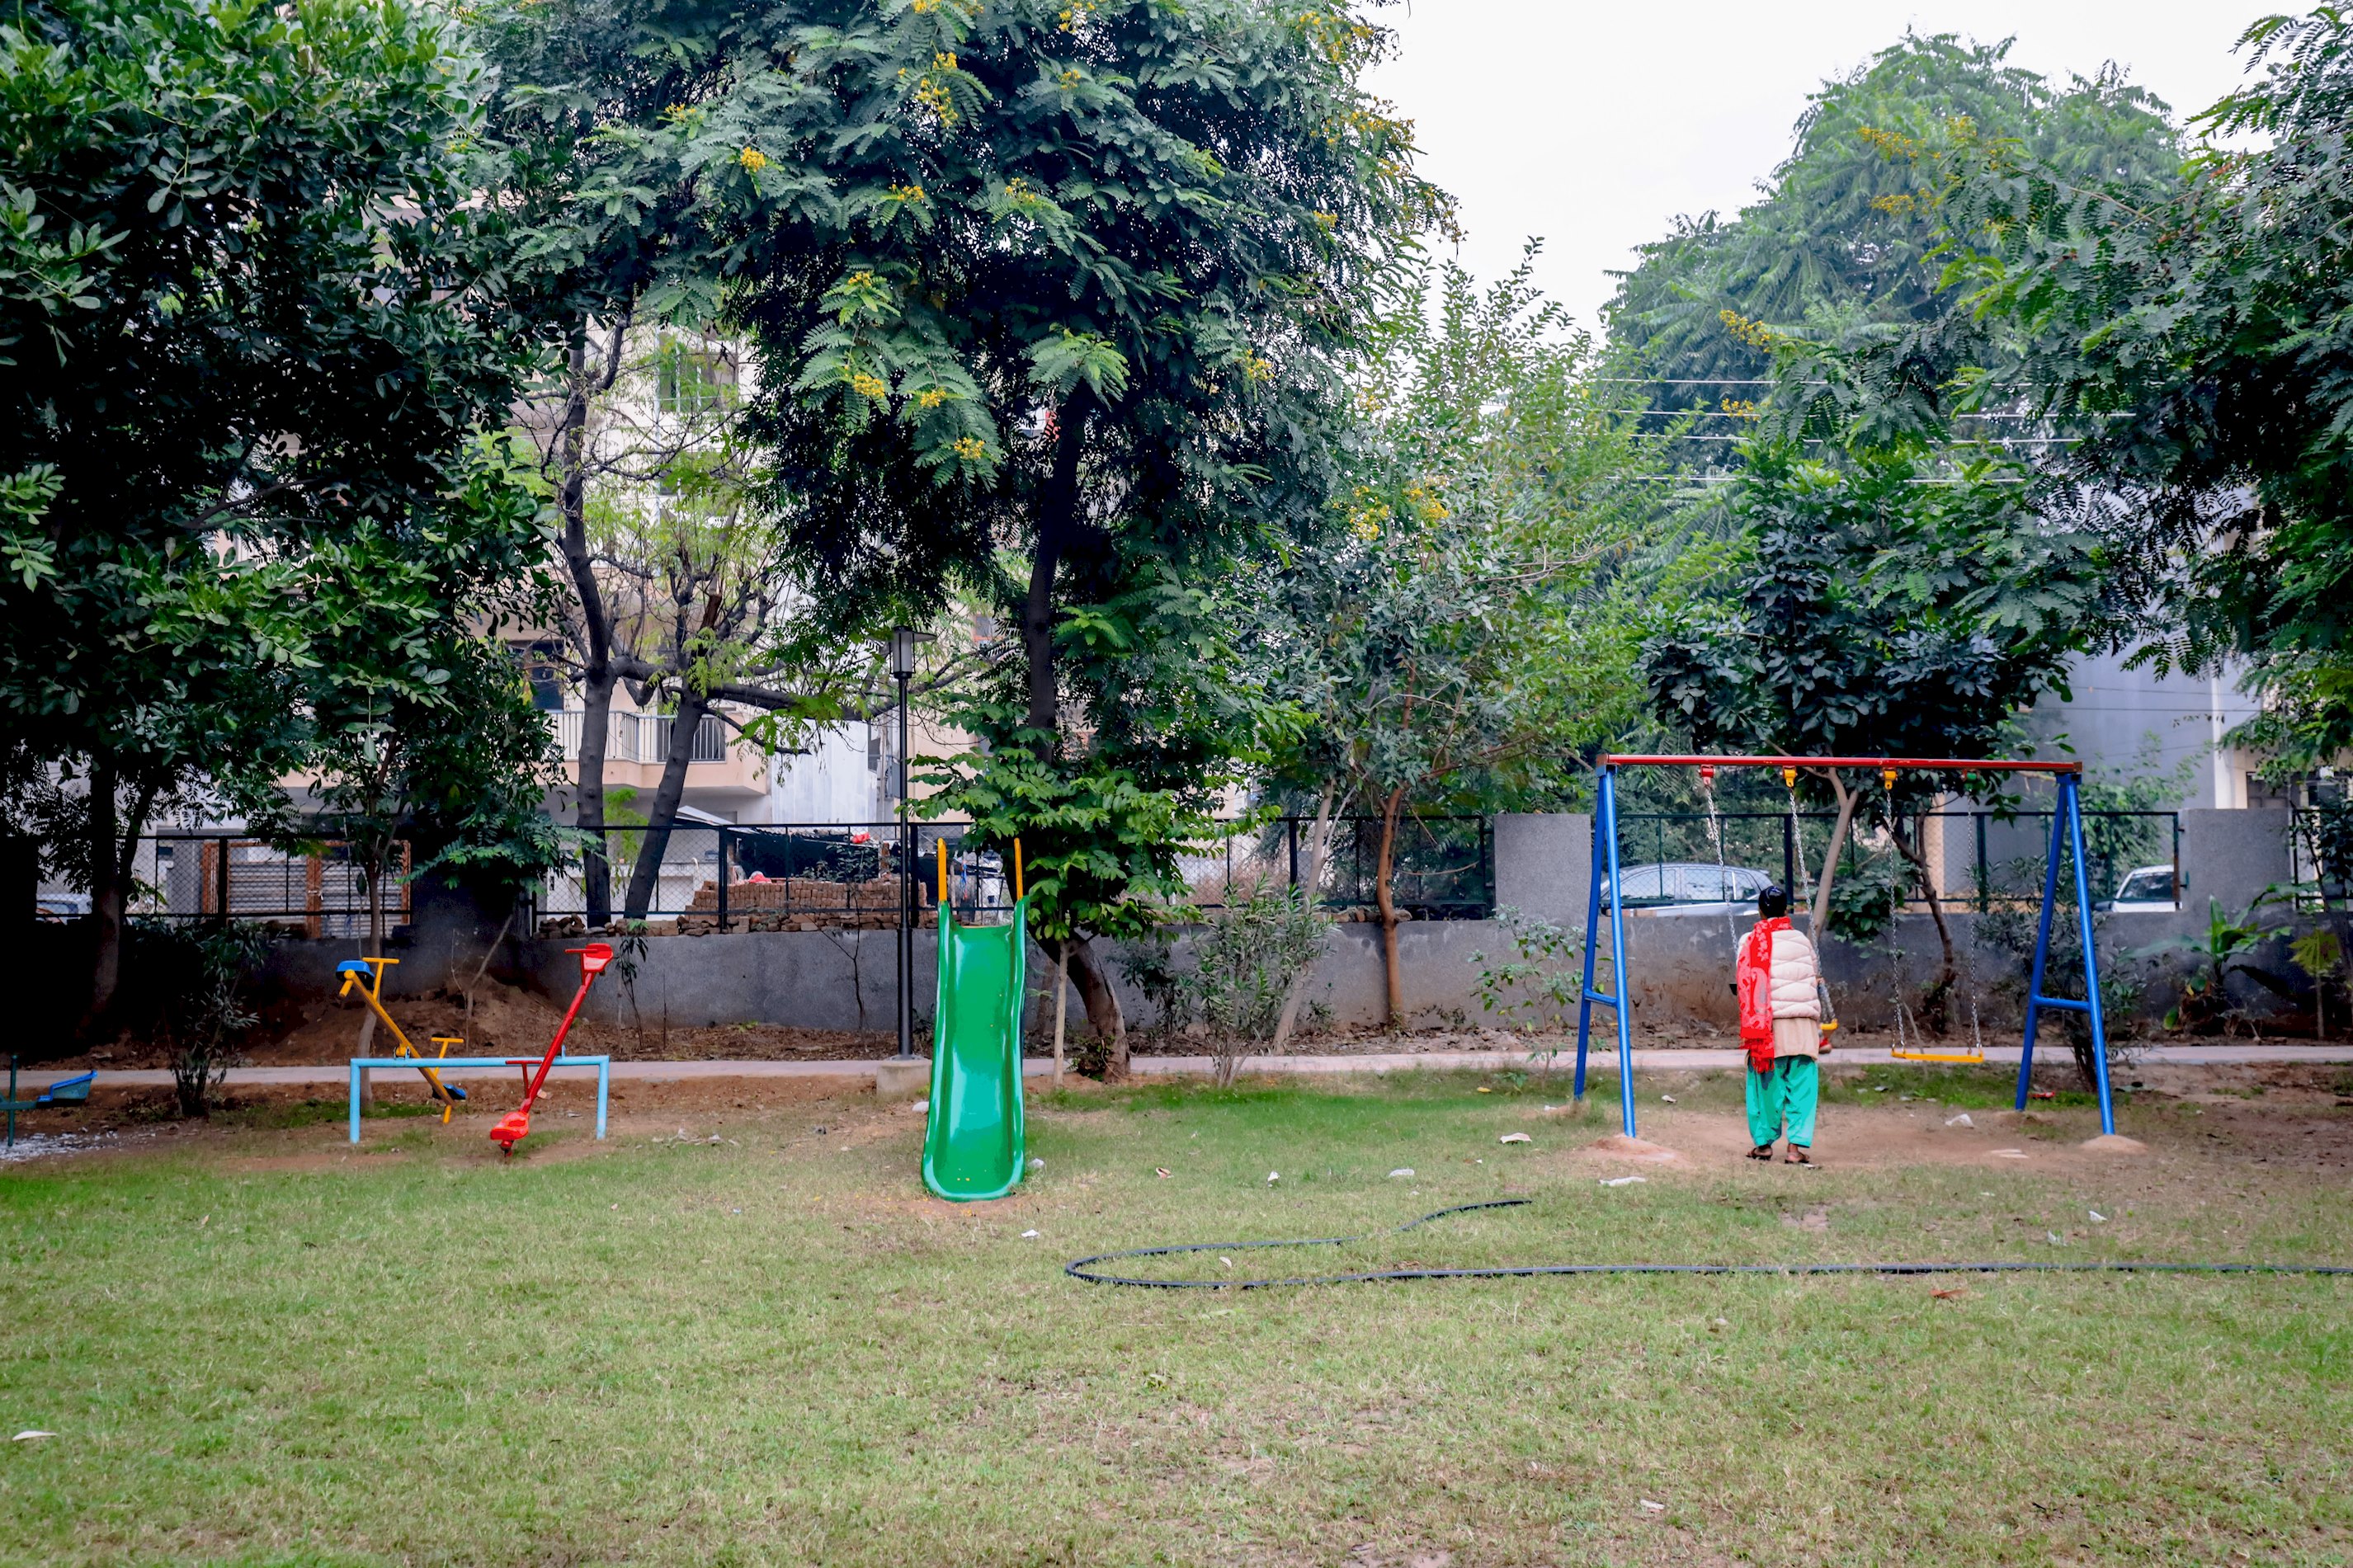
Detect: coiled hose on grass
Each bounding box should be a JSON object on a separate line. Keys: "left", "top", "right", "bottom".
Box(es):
{"left": 1063, "top": 1200, "right": 2353, "bottom": 1290}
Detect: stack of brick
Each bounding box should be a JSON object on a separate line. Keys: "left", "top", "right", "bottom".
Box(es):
{"left": 686, "top": 876, "right": 899, "bottom": 913}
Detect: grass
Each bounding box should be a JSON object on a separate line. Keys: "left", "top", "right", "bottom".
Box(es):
{"left": 2, "top": 1070, "right": 2351, "bottom": 1566}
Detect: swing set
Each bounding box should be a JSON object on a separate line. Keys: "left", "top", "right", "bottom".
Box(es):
{"left": 1573, "top": 754, "right": 2117, "bottom": 1144}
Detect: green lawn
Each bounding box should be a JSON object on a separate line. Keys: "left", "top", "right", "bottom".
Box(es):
{"left": 2, "top": 1070, "right": 2350, "bottom": 1566}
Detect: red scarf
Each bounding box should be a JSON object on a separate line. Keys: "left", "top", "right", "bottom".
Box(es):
{"left": 1737, "top": 917, "right": 1789, "bottom": 1074}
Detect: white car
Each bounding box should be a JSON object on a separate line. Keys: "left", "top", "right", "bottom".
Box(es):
{"left": 2102, "top": 864, "right": 2178, "bottom": 912}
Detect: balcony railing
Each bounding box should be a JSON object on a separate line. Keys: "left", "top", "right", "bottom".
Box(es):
{"left": 552, "top": 709, "right": 728, "bottom": 765}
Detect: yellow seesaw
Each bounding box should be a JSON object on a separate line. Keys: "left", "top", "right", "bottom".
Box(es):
{"left": 335, "top": 958, "right": 468, "bottom": 1122}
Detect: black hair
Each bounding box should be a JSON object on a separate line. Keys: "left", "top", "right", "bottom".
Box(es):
{"left": 1758, "top": 883, "right": 1790, "bottom": 920}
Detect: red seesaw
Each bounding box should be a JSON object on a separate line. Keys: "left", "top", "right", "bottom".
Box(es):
{"left": 491, "top": 944, "right": 613, "bottom": 1157}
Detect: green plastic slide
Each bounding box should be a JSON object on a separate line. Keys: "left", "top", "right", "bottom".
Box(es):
{"left": 922, "top": 896, "right": 1029, "bottom": 1201}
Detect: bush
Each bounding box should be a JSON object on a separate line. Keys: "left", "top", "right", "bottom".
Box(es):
{"left": 1181, "top": 888, "right": 1334, "bottom": 1087}
{"left": 1467, "top": 906, "right": 1583, "bottom": 1058}
{"left": 128, "top": 920, "right": 273, "bottom": 1117}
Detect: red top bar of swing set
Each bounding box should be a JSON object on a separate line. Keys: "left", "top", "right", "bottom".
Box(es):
{"left": 1601, "top": 753, "right": 2082, "bottom": 774}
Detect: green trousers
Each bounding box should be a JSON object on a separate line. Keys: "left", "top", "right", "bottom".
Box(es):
{"left": 1745, "top": 1056, "right": 1819, "bottom": 1148}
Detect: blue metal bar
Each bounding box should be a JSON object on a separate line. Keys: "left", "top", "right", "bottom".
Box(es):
{"left": 2016, "top": 802, "right": 2068, "bottom": 1109}
{"left": 2030, "top": 996, "right": 2091, "bottom": 1013}
{"left": 1573, "top": 775, "right": 1609, "bottom": 1100}
{"left": 347, "top": 1055, "right": 613, "bottom": 1144}
{"left": 1602, "top": 770, "right": 1638, "bottom": 1138}
{"left": 2065, "top": 775, "right": 2120, "bottom": 1136}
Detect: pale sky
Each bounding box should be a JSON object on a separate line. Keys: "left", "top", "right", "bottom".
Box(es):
{"left": 1366, "top": 1, "right": 2283, "bottom": 332}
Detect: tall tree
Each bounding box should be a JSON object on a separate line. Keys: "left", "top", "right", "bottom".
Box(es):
{"left": 1606, "top": 32, "right": 2180, "bottom": 464}
{"left": 1264, "top": 256, "right": 1676, "bottom": 1023}
{"left": 1640, "top": 444, "right": 2104, "bottom": 1014}
{"left": 0, "top": 0, "right": 540, "bottom": 1026}
{"left": 689, "top": 0, "right": 1443, "bottom": 1048}
{"left": 1774, "top": 9, "right": 2353, "bottom": 765}
{"left": 479, "top": 0, "right": 738, "bottom": 926}
{"left": 568, "top": 335, "right": 858, "bottom": 921}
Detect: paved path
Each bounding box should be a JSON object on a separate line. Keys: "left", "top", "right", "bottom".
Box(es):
{"left": 20, "top": 1043, "right": 2353, "bottom": 1090}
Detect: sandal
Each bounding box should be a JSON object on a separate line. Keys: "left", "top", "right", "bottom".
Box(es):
{"left": 1784, "top": 1147, "right": 1814, "bottom": 1165}
{"left": 1746, "top": 1144, "right": 1775, "bottom": 1161}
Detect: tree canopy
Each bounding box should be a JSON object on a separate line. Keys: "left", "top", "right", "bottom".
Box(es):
{"left": 0, "top": 0, "right": 549, "bottom": 1019}
{"left": 1768, "top": 9, "right": 2353, "bottom": 765}
{"left": 1606, "top": 32, "right": 2181, "bottom": 465}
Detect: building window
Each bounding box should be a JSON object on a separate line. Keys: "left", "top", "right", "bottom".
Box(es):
{"left": 655, "top": 341, "right": 730, "bottom": 415}
{"left": 521, "top": 642, "right": 563, "bottom": 711}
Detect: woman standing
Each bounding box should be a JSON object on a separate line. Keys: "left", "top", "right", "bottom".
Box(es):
{"left": 1735, "top": 884, "right": 1830, "bottom": 1164}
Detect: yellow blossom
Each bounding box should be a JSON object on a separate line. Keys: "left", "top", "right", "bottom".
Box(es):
{"left": 887, "top": 181, "right": 927, "bottom": 203}
{"left": 1719, "top": 309, "right": 1778, "bottom": 351}
{"left": 738, "top": 146, "right": 770, "bottom": 173}
{"left": 1856, "top": 125, "right": 1918, "bottom": 162}
{"left": 851, "top": 372, "right": 890, "bottom": 399}
{"left": 951, "top": 436, "right": 988, "bottom": 460}
{"left": 917, "top": 388, "right": 950, "bottom": 408}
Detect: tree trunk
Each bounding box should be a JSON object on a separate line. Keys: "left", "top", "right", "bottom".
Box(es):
{"left": 1065, "top": 933, "right": 1126, "bottom": 1078}
{"left": 79, "top": 758, "right": 124, "bottom": 1038}
{"left": 1269, "top": 780, "right": 1344, "bottom": 1053}
{"left": 1021, "top": 403, "right": 1089, "bottom": 740}
{"left": 1805, "top": 770, "right": 1862, "bottom": 942}
{"left": 557, "top": 317, "right": 628, "bottom": 927}
{"left": 1374, "top": 785, "right": 1406, "bottom": 1027}
{"left": 622, "top": 690, "right": 710, "bottom": 921}
{"left": 79, "top": 764, "right": 161, "bottom": 1042}
{"left": 575, "top": 670, "right": 617, "bottom": 925}
{"left": 1051, "top": 938, "right": 1068, "bottom": 1088}
{"left": 1891, "top": 815, "right": 1956, "bottom": 1033}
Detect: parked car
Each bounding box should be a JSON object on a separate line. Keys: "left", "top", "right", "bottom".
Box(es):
{"left": 2101, "top": 864, "right": 2179, "bottom": 912}
{"left": 1602, "top": 862, "right": 1776, "bottom": 916}
{"left": 35, "top": 892, "right": 90, "bottom": 921}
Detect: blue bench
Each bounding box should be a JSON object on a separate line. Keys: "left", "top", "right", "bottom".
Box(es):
{"left": 0, "top": 1060, "right": 95, "bottom": 1148}
{"left": 349, "top": 1056, "right": 610, "bottom": 1145}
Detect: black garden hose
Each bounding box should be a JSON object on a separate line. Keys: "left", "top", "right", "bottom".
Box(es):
{"left": 1064, "top": 1200, "right": 2353, "bottom": 1291}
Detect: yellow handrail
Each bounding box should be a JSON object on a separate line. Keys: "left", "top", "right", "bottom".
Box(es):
{"left": 1013, "top": 838, "right": 1024, "bottom": 901}
{"left": 936, "top": 839, "right": 948, "bottom": 910}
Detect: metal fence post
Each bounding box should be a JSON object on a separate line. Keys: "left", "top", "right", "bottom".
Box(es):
{"left": 716, "top": 827, "right": 729, "bottom": 932}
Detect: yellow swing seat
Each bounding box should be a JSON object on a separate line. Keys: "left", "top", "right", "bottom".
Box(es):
{"left": 1889, "top": 999, "right": 1985, "bottom": 1064}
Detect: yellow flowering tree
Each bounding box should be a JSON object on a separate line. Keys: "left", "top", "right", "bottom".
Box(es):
{"left": 688, "top": 0, "right": 1444, "bottom": 1059}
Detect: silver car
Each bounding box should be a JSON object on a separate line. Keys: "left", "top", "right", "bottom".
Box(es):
{"left": 1602, "top": 861, "right": 1776, "bottom": 916}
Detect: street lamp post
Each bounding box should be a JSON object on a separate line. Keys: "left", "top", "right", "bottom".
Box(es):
{"left": 887, "top": 628, "right": 928, "bottom": 1061}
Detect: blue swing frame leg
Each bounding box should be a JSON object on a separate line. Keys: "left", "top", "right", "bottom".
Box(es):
{"left": 2015, "top": 774, "right": 2118, "bottom": 1135}
{"left": 1572, "top": 767, "right": 1639, "bottom": 1138}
